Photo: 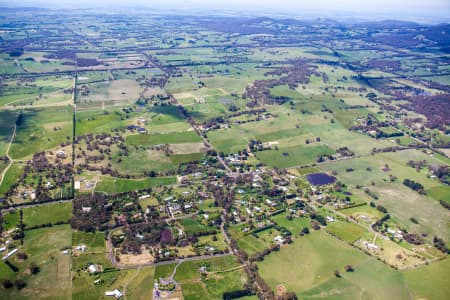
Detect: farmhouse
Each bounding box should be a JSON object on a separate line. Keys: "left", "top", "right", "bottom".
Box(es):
{"left": 87, "top": 264, "right": 100, "bottom": 274}
{"left": 2, "top": 248, "right": 18, "bottom": 260}
{"left": 105, "top": 289, "right": 123, "bottom": 299}
{"left": 138, "top": 194, "right": 150, "bottom": 200}
{"left": 274, "top": 235, "right": 285, "bottom": 245}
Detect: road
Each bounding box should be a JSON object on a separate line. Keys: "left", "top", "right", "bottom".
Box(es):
{"left": 0, "top": 124, "right": 16, "bottom": 189}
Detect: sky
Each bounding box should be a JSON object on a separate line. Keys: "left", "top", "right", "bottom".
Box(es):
{"left": 3, "top": 0, "right": 450, "bottom": 22}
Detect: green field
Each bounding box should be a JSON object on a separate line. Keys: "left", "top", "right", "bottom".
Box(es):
{"left": 257, "top": 230, "right": 412, "bottom": 299}
{"left": 9, "top": 107, "right": 73, "bottom": 159}
{"left": 22, "top": 202, "right": 72, "bottom": 227}
{"left": 171, "top": 256, "right": 246, "bottom": 300}
{"left": 95, "top": 176, "right": 176, "bottom": 194}
{"left": 0, "top": 225, "right": 72, "bottom": 300}
{"left": 326, "top": 221, "right": 367, "bottom": 244}
{"left": 256, "top": 144, "right": 335, "bottom": 168}
{"left": 403, "top": 258, "right": 450, "bottom": 300}
{"left": 125, "top": 131, "right": 201, "bottom": 147}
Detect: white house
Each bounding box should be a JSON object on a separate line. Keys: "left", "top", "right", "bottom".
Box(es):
{"left": 105, "top": 289, "right": 123, "bottom": 299}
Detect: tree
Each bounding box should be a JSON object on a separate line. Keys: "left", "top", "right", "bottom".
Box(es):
{"left": 14, "top": 279, "right": 26, "bottom": 290}
{"left": 344, "top": 265, "right": 354, "bottom": 272}
{"left": 29, "top": 262, "right": 40, "bottom": 274}
{"left": 2, "top": 279, "right": 13, "bottom": 289}
{"left": 334, "top": 270, "right": 341, "bottom": 278}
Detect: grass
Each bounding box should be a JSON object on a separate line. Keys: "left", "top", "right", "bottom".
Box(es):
{"left": 170, "top": 256, "right": 245, "bottom": 300}
{"left": 271, "top": 213, "right": 311, "bottom": 235}
{"left": 0, "top": 110, "right": 18, "bottom": 155}
{"left": 72, "top": 230, "right": 106, "bottom": 251}
{"left": 326, "top": 221, "right": 367, "bottom": 244}
{"left": 180, "top": 217, "right": 216, "bottom": 235}
{"left": 403, "top": 258, "right": 450, "bottom": 300}
{"left": 125, "top": 267, "right": 155, "bottom": 300}
{"left": 0, "top": 225, "right": 72, "bottom": 300}
{"left": 255, "top": 144, "right": 335, "bottom": 168}
{"left": 2, "top": 210, "right": 20, "bottom": 230}
{"left": 125, "top": 131, "right": 201, "bottom": 147}
{"left": 427, "top": 185, "right": 450, "bottom": 204}
{"left": 0, "top": 162, "right": 24, "bottom": 196}
{"left": 257, "top": 230, "right": 411, "bottom": 299}
{"left": 9, "top": 106, "right": 73, "bottom": 159}
{"left": 95, "top": 176, "right": 176, "bottom": 194}
{"left": 228, "top": 225, "right": 270, "bottom": 257}
{"left": 22, "top": 202, "right": 72, "bottom": 227}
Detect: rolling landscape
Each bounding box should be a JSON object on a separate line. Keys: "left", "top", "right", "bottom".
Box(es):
{"left": 0, "top": 1, "right": 449, "bottom": 299}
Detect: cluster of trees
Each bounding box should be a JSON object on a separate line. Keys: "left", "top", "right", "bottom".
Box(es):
{"left": 406, "top": 94, "right": 450, "bottom": 130}
{"left": 5, "top": 150, "right": 73, "bottom": 202}
{"left": 249, "top": 243, "right": 280, "bottom": 262}
{"left": 403, "top": 179, "right": 425, "bottom": 194}
{"left": 71, "top": 194, "right": 112, "bottom": 232}
{"left": 403, "top": 233, "right": 424, "bottom": 245}
{"left": 433, "top": 236, "right": 449, "bottom": 254}
{"left": 242, "top": 60, "right": 317, "bottom": 107}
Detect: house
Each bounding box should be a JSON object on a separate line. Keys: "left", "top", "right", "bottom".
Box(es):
{"left": 138, "top": 194, "right": 150, "bottom": 200}
{"left": 74, "top": 181, "right": 81, "bottom": 190}
{"left": 274, "top": 236, "right": 285, "bottom": 244}
{"left": 245, "top": 207, "right": 252, "bottom": 216}
{"left": 363, "top": 241, "right": 378, "bottom": 250}
{"left": 198, "top": 191, "right": 209, "bottom": 199}
{"left": 56, "top": 150, "right": 67, "bottom": 158}
{"left": 2, "top": 248, "right": 18, "bottom": 260}
{"left": 75, "top": 245, "right": 87, "bottom": 252}
{"left": 105, "top": 289, "right": 123, "bottom": 299}
{"left": 88, "top": 264, "right": 100, "bottom": 274}
{"left": 265, "top": 199, "right": 276, "bottom": 207}
{"left": 81, "top": 206, "right": 92, "bottom": 213}
{"left": 326, "top": 216, "right": 335, "bottom": 222}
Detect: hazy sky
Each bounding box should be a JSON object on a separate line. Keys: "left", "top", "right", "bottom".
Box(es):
{"left": 4, "top": 0, "right": 450, "bottom": 21}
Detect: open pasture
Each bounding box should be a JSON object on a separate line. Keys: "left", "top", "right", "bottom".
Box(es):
{"left": 9, "top": 106, "right": 73, "bottom": 159}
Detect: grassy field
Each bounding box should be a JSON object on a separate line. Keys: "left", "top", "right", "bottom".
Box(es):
{"left": 22, "top": 202, "right": 72, "bottom": 227}
{"left": 320, "top": 150, "right": 450, "bottom": 242}
{"left": 0, "top": 162, "right": 24, "bottom": 196}
{"left": 0, "top": 225, "right": 72, "bottom": 300}
{"left": 257, "top": 230, "right": 412, "bottom": 299}
{"left": 125, "top": 131, "right": 201, "bottom": 147}
{"left": 0, "top": 110, "right": 18, "bottom": 155}
{"left": 180, "top": 217, "right": 216, "bottom": 235}
{"left": 271, "top": 213, "right": 311, "bottom": 236}
{"left": 72, "top": 230, "right": 106, "bottom": 251}
{"left": 403, "top": 258, "right": 450, "bottom": 300}
{"left": 9, "top": 106, "right": 73, "bottom": 159}
{"left": 125, "top": 267, "right": 155, "bottom": 300}
{"left": 326, "top": 221, "right": 367, "bottom": 244}
{"left": 228, "top": 225, "right": 271, "bottom": 257}
{"left": 170, "top": 255, "right": 246, "bottom": 300}
{"left": 255, "top": 144, "right": 335, "bottom": 168}
{"left": 95, "top": 175, "right": 176, "bottom": 194}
